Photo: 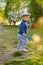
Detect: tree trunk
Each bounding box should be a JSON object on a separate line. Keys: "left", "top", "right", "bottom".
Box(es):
{"left": 13, "top": 21, "right": 16, "bottom": 26}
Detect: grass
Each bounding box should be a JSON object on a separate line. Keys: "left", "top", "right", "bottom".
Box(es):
{"left": 4, "top": 56, "right": 43, "bottom": 65}
{"left": 12, "top": 51, "right": 23, "bottom": 57}
{"left": 0, "top": 25, "right": 43, "bottom": 65}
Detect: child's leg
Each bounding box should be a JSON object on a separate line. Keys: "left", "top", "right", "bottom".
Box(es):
{"left": 21, "top": 36, "right": 27, "bottom": 49}
{"left": 22, "top": 39, "right": 27, "bottom": 49}
{"left": 17, "top": 39, "right": 21, "bottom": 50}
{"left": 16, "top": 34, "right": 22, "bottom": 50}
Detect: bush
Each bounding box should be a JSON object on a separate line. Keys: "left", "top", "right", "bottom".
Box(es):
{"left": 4, "top": 56, "right": 43, "bottom": 65}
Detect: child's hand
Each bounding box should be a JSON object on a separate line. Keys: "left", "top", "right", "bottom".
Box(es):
{"left": 23, "top": 33, "right": 26, "bottom": 36}
{"left": 25, "top": 36, "right": 32, "bottom": 40}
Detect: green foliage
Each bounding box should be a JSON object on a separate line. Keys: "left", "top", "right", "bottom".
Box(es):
{"left": 36, "top": 0, "right": 43, "bottom": 7}
{"left": 4, "top": 0, "right": 14, "bottom": 18}
{"left": 0, "top": 0, "right": 43, "bottom": 23}
{"left": 12, "top": 51, "right": 23, "bottom": 57}
{"left": 29, "top": 0, "right": 42, "bottom": 22}
{"left": 4, "top": 0, "right": 30, "bottom": 19}
{"left": 4, "top": 56, "right": 43, "bottom": 65}
{"left": 4, "top": 0, "right": 20, "bottom": 18}
{"left": 4, "top": 0, "right": 21, "bottom": 26}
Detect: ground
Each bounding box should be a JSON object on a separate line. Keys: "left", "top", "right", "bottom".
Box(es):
{"left": 0, "top": 25, "right": 43, "bottom": 65}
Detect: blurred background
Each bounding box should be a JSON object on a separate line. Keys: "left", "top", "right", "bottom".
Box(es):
{"left": 0, "top": 0, "right": 43, "bottom": 27}
{"left": 0, "top": 0, "right": 43, "bottom": 65}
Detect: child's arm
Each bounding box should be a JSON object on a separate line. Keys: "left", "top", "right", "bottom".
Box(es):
{"left": 25, "top": 36, "right": 32, "bottom": 40}
{"left": 22, "top": 32, "right": 32, "bottom": 40}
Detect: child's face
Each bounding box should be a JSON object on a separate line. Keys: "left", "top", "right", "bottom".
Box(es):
{"left": 22, "top": 15, "right": 30, "bottom": 22}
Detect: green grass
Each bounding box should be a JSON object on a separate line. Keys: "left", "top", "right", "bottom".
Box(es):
{"left": 0, "top": 25, "right": 43, "bottom": 65}
{"left": 4, "top": 56, "right": 43, "bottom": 65}
{"left": 12, "top": 51, "right": 23, "bottom": 57}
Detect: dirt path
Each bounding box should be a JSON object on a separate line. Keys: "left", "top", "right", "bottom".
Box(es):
{"left": 0, "top": 48, "right": 30, "bottom": 64}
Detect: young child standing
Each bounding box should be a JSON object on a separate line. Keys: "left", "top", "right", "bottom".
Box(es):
{"left": 16, "top": 11, "right": 31, "bottom": 52}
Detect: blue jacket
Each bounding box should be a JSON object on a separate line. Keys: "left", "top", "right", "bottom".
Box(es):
{"left": 18, "top": 20, "right": 27, "bottom": 34}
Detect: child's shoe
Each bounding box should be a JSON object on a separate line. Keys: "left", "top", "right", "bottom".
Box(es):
{"left": 22, "top": 49, "right": 28, "bottom": 52}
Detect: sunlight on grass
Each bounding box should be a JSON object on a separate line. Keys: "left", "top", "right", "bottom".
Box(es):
{"left": 0, "top": 26, "right": 43, "bottom": 65}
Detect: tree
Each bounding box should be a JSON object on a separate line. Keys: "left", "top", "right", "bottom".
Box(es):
{"left": 28, "top": 0, "right": 42, "bottom": 22}
{"left": 4, "top": 0, "right": 30, "bottom": 25}
{"left": 4, "top": 0, "right": 20, "bottom": 25}
{"left": 2, "top": 0, "right": 43, "bottom": 25}
{"left": 36, "top": 0, "right": 43, "bottom": 15}
{"left": 8, "top": 11, "right": 20, "bottom": 26}
{"left": 36, "top": 0, "right": 43, "bottom": 7}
